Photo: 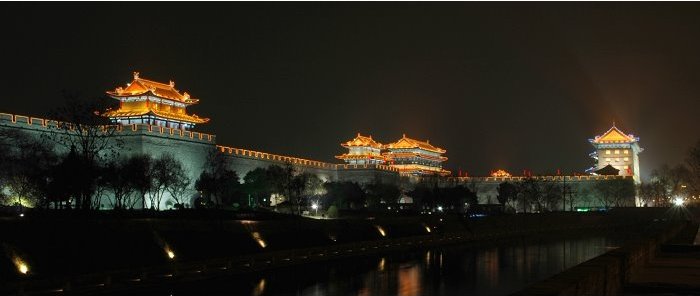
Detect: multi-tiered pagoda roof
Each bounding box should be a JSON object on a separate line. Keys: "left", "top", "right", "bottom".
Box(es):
{"left": 103, "top": 72, "right": 209, "bottom": 129}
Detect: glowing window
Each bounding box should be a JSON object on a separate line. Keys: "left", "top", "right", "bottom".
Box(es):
{"left": 615, "top": 158, "right": 620, "bottom": 162}
{"left": 624, "top": 166, "right": 629, "bottom": 170}
{"left": 606, "top": 158, "right": 611, "bottom": 162}
{"left": 624, "top": 150, "right": 629, "bottom": 154}
{"left": 605, "top": 150, "right": 611, "bottom": 155}
{"left": 624, "top": 157, "right": 629, "bottom": 161}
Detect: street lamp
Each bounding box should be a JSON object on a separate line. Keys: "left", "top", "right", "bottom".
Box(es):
{"left": 673, "top": 197, "right": 685, "bottom": 207}
{"left": 311, "top": 203, "right": 319, "bottom": 216}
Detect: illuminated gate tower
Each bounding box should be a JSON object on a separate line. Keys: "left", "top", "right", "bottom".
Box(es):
{"left": 383, "top": 134, "right": 450, "bottom": 176}
{"left": 589, "top": 124, "right": 643, "bottom": 183}
{"left": 335, "top": 133, "right": 385, "bottom": 165}
{"left": 103, "top": 72, "right": 209, "bottom": 130}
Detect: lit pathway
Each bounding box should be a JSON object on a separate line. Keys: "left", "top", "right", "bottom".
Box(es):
{"left": 623, "top": 224, "right": 700, "bottom": 295}
{"left": 623, "top": 251, "right": 700, "bottom": 295}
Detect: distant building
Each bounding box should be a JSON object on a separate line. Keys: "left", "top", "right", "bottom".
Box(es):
{"left": 588, "top": 124, "right": 643, "bottom": 183}
{"left": 383, "top": 134, "right": 450, "bottom": 176}
{"left": 104, "top": 72, "right": 209, "bottom": 130}
{"left": 335, "top": 133, "right": 385, "bottom": 165}
{"left": 336, "top": 133, "right": 450, "bottom": 176}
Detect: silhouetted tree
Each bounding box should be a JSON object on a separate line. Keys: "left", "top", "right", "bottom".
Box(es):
{"left": 323, "top": 182, "right": 366, "bottom": 210}
{"left": 440, "top": 185, "right": 476, "bottom": 212}
{"left": 166, "top": 164, "right": 191, "bottom": 209}
{"left": 123, "top": 154, "right": 152, "bottom": 209}
{"left": 518, "top": 177, "right": 540, "bottom": 213}
{"left": 687, "top": 139, "right": 700, "bottom": 196}
{"left": 0, "top": 129, "right": 56, "bottom": 208}
{"left": 541, "top": 180, "right": 562, "bottom": 211}
{"left": 594, "top": 178, "right": 636, "bottom": 208}
{"left": 46, "top": 92, "right": 122, "bottom": 209}
{"left": 365, "top": 182, "right": 401, "bottom": 211}
{"left": 147, "top": 154, "right": 188, "bottom": 210}
{"left": 243, "top": 168, "right": 273, "bottom": 207}
{"left": 195, "top": 150, "right": 241, "bottom": 207}
{"left": 497, "top": 181, "right": 518, "bottom": 211}
{"left": 103, "top": 160, "right": 134, "bottom": 209}
{"left": 407, "top": 183, "right": 437, "bottom": 210}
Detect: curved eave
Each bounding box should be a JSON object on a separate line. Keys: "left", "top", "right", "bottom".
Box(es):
{"left": 106, "top": 90, "right": 199, "bottom": 105}
{"left": 382, "top": 152, "right": 447, "bottom": 161}
{"left": 341, "top": 143, "right": 382, "bottom": 149}
{"left": 335, "top": 154, "right": 384, "bottom": 160}
{"left": 385, "top": 145, "right": 446, "bottom": 154}
{"left": 103, "top": 109, "right": 209, "bottom": 124}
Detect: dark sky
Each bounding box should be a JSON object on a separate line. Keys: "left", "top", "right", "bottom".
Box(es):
{"left": 1, "top": 3, "right": 699, "bottom": 179}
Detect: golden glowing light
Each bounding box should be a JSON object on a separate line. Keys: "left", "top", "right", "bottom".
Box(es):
{"left": 252, "top": 278, "right": 266, "bottom": 296}
{"left": 166, "top": 250, "right": 175, "bottom": 259}
{"left": 252, "top": 232, "right": 267, "bottom": 248}
{"left": 424, "top": 225, "right": 432, "bottom": 233}
{"left": 490, "top": 169, "right": 512, "bottom": 178}
{"left": 378, "top": 257, "right": 386, "bottom": 271}
{"left": 13, "top": 257, "right": 28, "bottom": 275}
{"left": 592, "top": 125, "right": 636, "bottom": 143}
{"left": 376, "top": 226, "right": 387, "bottom": 237}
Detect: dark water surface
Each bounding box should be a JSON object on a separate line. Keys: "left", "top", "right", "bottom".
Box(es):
{"left": 139, "top": 234, "right": 624, "bottom": 296}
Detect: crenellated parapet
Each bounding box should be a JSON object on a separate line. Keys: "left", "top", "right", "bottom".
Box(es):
{"left": 217, "top": 145, "right": 399, "bottom": 173}
{"left": 115, "top": 123, "right": 215, "bottom": 144}
{"left": 446, "top": 174, "right": 633, "bottom": 184}
{"left": 0, "top": 112, "right": 216, "bottom": 145}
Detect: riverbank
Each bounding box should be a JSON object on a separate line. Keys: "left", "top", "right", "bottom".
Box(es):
{"left": 511, "top": 207, "right": 699, "bottom": 296}
{"left": 0, "top": 208, "right": 676, "bottom": 295}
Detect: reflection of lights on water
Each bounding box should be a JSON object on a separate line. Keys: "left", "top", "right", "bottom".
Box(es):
{"left": 398, "top": 263, "right": 421, "bottom": 296}
{"left": 378, "top": 257, "right": 386, "bottom": 271}
{"left": 252, "top": 278, "right": 266, "bottom": 296}
{"left": 13, "top": 257, "right": 29, "bottom": 275}
{"left": 376, "top": 226, "right": 386, "bottom": 237}
{"left": 163, "top": 244, "right": 175, "bottom": 260}
{"left": 328, "top": 234, "right": 337, "bottom": 242}
{"left": 252, "top": 232, "right": 267, "bottom": 248}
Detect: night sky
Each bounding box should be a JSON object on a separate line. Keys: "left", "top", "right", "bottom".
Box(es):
{"left": 2, "top": 3, "right": 699, "bottom": 180}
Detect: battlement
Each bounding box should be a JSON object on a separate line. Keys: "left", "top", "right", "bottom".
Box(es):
{"left": 115, "top": 123, "right": 215, "bottom": 143}
{"left": 217, "top": 145, "right": 399, "bottom": 173}
{"left": 0, "top": 112, "right": 215, "bottom": 144}
{"left": 446, "top": 174, "right": 633, "bottom": 183}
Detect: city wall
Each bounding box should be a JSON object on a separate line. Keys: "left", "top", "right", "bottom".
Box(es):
{"left": 1, "top": 111, "right": 636, "bottom": 210}
{"left": 217, "top": 145, "right": 400, "bottom": 184}
{"left": 0, "top": 113, "right": 400, "bottom": 209}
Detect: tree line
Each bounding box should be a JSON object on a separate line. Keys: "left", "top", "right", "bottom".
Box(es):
{"left": 637, "top": 139, "right": 700, "bottom": 206}
{"left": 494, "top": 177, "right": 636, "bottom": 212}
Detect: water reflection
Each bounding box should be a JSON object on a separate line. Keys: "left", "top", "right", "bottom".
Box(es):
{"left": 152, "top": 235, "right": 623, "bottom": 296}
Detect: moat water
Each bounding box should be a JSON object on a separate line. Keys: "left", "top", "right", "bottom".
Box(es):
{"left": 134, "top": 234, "right": 624, "bottom": 296}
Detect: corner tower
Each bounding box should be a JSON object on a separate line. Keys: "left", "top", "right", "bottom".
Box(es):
{"left": 589, "top": 124, "right": 643, "bottom": 183}
{"left": 103, "top": 72, "right": 209, "bottom": 130}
